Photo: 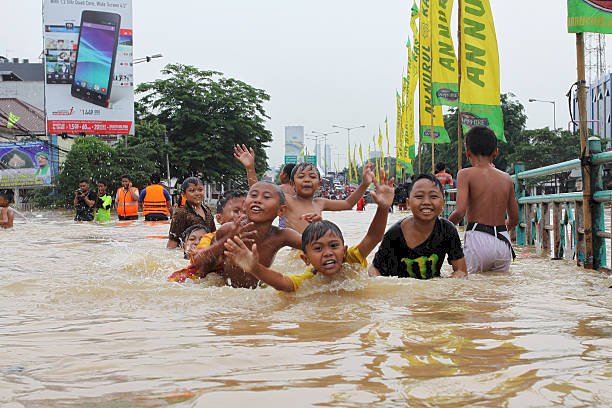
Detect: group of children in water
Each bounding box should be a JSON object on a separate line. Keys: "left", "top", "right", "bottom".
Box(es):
{"left": 168, "top": 125, "right": 519, "bottom": 292}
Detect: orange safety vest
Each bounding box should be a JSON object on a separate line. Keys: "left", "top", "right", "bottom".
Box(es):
{"left": 142, "top": 184, "right": 169, "bottom": 216}
{"left": 116, "top": 187, "right": 139, "bottom": 217}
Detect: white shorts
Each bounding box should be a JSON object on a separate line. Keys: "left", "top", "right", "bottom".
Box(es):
{"left": 464, "top": 230, "right": 512, "bottom": 274}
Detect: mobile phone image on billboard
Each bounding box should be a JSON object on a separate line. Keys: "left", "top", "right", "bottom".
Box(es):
{"left": 71, "top": 10, "right": 121, "bottom": 108}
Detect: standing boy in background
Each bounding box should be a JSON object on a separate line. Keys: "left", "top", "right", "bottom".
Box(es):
{"left": 0, "top": 192, "right": 14, "bottom": 229}
{"left": 449, "top": 126, "right": 519, "bottom": 274}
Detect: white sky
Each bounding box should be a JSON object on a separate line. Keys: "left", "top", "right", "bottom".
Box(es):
{"left": 3, "top": 0, "right": 611, "bottom": 168}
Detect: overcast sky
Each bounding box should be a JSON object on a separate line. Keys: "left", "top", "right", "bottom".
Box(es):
{"left": 3, "top": 0, "right": 610, "bottom": 168}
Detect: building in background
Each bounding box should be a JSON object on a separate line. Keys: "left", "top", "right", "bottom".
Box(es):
{"left": 284, "top": 126, "right": 304, "bottom": 164}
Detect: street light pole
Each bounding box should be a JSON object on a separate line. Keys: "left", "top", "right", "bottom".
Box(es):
{"left": 312, "top": 130, "right": 340, "bottom": 177}
{"left": 332, "top": 124, "right": 365, "bottom": 178}
{"left": 529, "top": 98, "right": 556, "bottom": 130}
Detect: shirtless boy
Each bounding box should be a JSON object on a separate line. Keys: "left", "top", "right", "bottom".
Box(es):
{"left": 448, "top": 126, "right": 519, "bottom": 274}
{"left": 0, "top": 192, "right": 14, "bottom": 229}
{"left": 234, "top": 144, "right": 374, "bottom": 233}
{"left": 191, "top": 181, "right": 302, "bottom": 288}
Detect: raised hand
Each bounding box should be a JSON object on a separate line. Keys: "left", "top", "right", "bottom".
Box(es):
{"left": 224, "top": 237, "right": 259, "bottom": 274}
{"left": 233, "top": 144, "right": 255, "bottom": 168}
{"left": 301, "top": 212, "right": 322, "bottom": 224}
{"left": 370, "top": 169, "right": 395, "bottom": 210}
{"left": 361, "top": 162, "right": 375, "bottom": 186}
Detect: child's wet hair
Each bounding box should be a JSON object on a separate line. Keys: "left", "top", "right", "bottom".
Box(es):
{"left": 281, "top": 163, "right": 296, "bottom": 179}
{"left": 216, "top": 189, "right": 247, "bottom": 213}
{"left": 250, "top": 181, "right": 286, "bottom": 205}
{"left": 181, "top": 176, "right": 203, "bottom": 192}
{"left": 290, "top": 162, "right": 320, "bottom": 181}
{"left": 408, "top": 174, "right": 445, "bottom": 196}
{"left": 180, "top": 224, "right": 209, "bottom": 245}
{"left": 465, "top": 125, "right": 497, "bottom": 156}
{"left": 301, "top": 220, "right": 344, "bottom": 252}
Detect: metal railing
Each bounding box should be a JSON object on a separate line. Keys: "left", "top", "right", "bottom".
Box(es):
{"left": 443, "top": 139, "right": 612, "bottom": 271}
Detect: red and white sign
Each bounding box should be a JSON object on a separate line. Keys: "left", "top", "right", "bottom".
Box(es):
{"left": 47, "top": 120, "right": 133, "bottom": 135}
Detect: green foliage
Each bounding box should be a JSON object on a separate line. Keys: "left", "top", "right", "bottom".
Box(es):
{"left": 505, "top": 128, "right": 580, "bottom": 170}
{"left": 136, "top": 64, "right": 273, "bottom": 188}
{"left": 57, "top": 136, "right": 115, "bottom": 203}
{"left": 416, "top": 93, "right": 528, "bottom": 174}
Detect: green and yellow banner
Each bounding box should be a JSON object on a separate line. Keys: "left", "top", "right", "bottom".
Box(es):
{"left": 459, "top": 0, "right": 505, "bottom": 141}
{"left": 568, "top": 0, "right": 612, "bottom": 34}
{"left": 432, "top": 0, "right": 459, "bottom": 107}
{"left": 419, "top": 0, "right": 451, "bottom": 144}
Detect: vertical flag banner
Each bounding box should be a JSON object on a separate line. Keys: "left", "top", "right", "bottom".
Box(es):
{"left": 359, "top": 144, "right": 364, "bottom": 166}
{"left": 352, "top": 145, "right": 359, "bottom": 183}
{"left": 43, "top": 0, "right": 134, "bottom": 135}
{"left": 567, "top": 0, "right": 612, "bottom": 34}
{"left": 459, "top": 0, "right": 505, "bottom": 141}
{"left": 432, "top": 0, "right": 459, "bottom": 106}
{"left": 396, "top": 91, "right": 403, "bottom": 174}
{"left": 347, "top": 144, "right": 353, "bottom": 182}
{"left": 419, "top": 0, "right": 451, "bottom": 144}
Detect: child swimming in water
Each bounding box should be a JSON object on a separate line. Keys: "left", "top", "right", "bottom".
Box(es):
{"left": 191, "top": 181, "right": 302, "bottom": 288}
{"left": 223, "top": 171, "right": 395, "bottom": 292}
{"left": 0, "top": 192, "right": 14, "bottom": 229}
{"left": 234, "top": 144, "right": 375, "bottom": 233}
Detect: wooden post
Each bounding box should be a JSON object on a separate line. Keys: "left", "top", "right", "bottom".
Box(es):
{"left": 576, "top": 33, "right": 594, "bottom": 269}
{"left": 457, "top": 0, "right": 463, "bottom": 171}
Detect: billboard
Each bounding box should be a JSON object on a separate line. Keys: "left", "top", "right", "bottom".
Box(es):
{"left": 285, "top": 126, "right": 304, "bottom": 158}
{"left": 0, "top": 141, "right": 53, "bottom": 187}
{"left": 43, "top": 0, "right": 133, "bottom": 135}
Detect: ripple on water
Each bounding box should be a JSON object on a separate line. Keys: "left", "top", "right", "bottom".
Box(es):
{"left": 1, "top": 208, "right": 611, "bottom": 407}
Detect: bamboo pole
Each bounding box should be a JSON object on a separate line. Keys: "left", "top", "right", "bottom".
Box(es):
{"left": 576, "top": 33, "right": 594, "bottom": 269}
{"left": 457, "top": 0, "right": 463, "bottom": 170}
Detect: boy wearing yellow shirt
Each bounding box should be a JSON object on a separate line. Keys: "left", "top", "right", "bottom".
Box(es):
{"left": 224, "top": 170, "right": 395, "bottom": 292}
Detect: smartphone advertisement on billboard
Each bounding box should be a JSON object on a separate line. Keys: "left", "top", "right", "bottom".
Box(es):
{"left": 43, "top": 0, "right": 133, "bottom": 135}
{"left": 0, "top": 141, "right": 53, "bottom": 188}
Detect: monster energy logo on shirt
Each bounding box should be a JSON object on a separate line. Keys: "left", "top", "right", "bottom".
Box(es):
{"left": 401, "top": 254, "right": 440, "bottom": 279}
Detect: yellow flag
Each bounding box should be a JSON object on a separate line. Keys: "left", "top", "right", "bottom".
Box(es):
{"left": 432, "top": 0, "right": 458, "bottom": 107}
{"left": 459, "top": 0, "right": 505, "bottom": 140}
{"left": 347, "top": 143, "right": 352, "bottom": 183}
{"left": 352, "top": 145, "right": 359, "bottom": 183}
{"left": 396, "top": 92, "right": 403, "bottom": 175}
{"left": 385, "top": 117, "right": 390, "bottom": 172}
{"left": 419, "top": 0, "right": 451, "bottom": 144}
{"left": 359, "top": 144, "right": 364, "bottom": 165}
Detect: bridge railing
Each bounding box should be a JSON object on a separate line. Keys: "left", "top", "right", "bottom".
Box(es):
{"left": 442, "top": 139, "right": 612, "bottom": 270}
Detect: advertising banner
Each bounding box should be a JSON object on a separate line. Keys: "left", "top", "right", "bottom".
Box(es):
{"left": 432, "top": 0, "right": 459, "bottom": 107}
{"left": 568, "top": 0, "right": 612, "bottom": 34}
{"left": 459, "top": 0, "right": 505, "bottom": 141}
{"left": 43, "top": 0, "right": 133, "bottom": 135}
{"left": 0, "top": 141, "right": 53, "bottom": 188}
{"left": 418, "top": 0, "right": 451, "bottom": 144}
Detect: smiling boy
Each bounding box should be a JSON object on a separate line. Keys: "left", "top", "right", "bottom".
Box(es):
{"left": 223, "top": 171, "right": 395, "bottom": 292}
{"left": 369, "top": 174, "right": 467, "bottom": 279}
{"left": 191, "top": 181, "right": 302, "bottom": 288}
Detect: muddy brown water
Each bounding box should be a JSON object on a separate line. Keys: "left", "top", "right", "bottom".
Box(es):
{"left": 0, "top": 207, "right": 610, "bottom": 407}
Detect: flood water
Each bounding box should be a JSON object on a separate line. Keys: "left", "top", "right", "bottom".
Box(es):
{"left": 1, "top": 207, "right": 611, "bottom": 407}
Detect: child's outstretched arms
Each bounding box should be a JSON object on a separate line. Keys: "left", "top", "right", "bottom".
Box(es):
{"left": 224, "top": 237, "right": 295, "bottom": 292}
{"left": 233, "top": 144, "right": 258, "bottom": 187}
{"left": 322, "top": 163, "right": 375, "bottom": 211}
{"left": 356, "top": 169, "right": 394, "bottom": 258}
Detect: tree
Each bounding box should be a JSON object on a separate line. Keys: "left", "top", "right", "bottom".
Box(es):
{"left": 415, "top": 93, "right": 528, "bottom": 174}
{"left": 136, "top": 64, "right": 273, "bottom": 189}
{"left": 56, "top": 136, "right": 115, "bottom": 204}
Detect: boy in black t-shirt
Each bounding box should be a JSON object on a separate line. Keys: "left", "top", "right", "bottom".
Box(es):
{"left": 369, "top": 174, "right": 467, "bottom": 279}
